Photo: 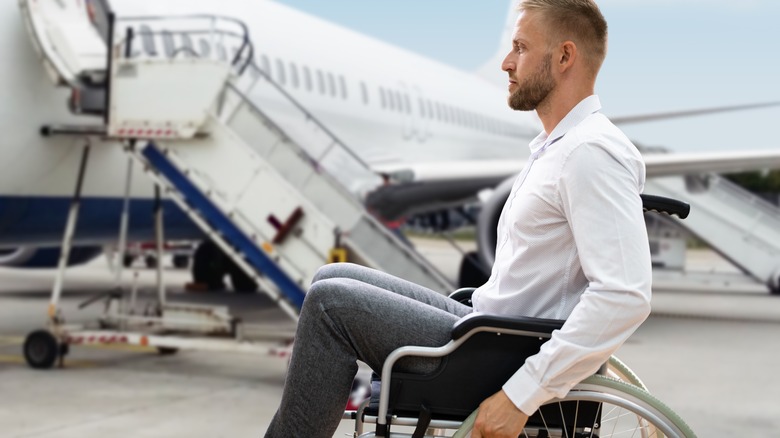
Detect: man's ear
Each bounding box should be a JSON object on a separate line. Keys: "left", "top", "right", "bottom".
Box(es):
{"left": 558, "top": 41, "right": 577, "bottom": 72}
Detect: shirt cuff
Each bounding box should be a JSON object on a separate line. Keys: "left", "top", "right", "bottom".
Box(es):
{"left": 502, "top": 366, "right": 555, "bottom": 416}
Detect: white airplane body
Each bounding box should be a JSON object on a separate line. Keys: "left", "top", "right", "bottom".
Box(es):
{"left": 1, "top": 0, "right": 779, "bottom": 272}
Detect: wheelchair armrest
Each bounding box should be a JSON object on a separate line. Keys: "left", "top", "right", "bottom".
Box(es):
{"left": 451, "top": 312, "right": 564, "bottom": 340}
{"left": 448, "top": 287, "right": 476, "bottom": 305}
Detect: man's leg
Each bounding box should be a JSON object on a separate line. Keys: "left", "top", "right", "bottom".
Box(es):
{"left": 264, "top": 277, "right": 471, "bottom": 437}
{"left": 312, "top": 263, "right": 470, "bottom": 316}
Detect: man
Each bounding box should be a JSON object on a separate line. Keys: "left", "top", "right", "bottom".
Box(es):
{"left": 265, "top": 1, "right": 651, "bottom": 437}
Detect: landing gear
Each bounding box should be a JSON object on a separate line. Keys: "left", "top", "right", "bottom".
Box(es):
{"left": 23, "top": 330, "right": 66, "bottom": 369}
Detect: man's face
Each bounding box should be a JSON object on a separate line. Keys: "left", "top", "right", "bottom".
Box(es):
{"left": 502, "top": 11, "right": 556, "bottom": 111}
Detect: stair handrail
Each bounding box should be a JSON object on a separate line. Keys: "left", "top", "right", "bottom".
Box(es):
{"left": 112, "top": 14, "right": 254, "bottom": 75}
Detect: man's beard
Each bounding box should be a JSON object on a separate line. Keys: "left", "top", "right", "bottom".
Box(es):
{"left": 508, "top": 54, "right": 555, "bottom": 111}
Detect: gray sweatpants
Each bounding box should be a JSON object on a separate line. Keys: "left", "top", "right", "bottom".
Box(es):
{"left": 264, "top": 263, "right": 473, "bottom": 437}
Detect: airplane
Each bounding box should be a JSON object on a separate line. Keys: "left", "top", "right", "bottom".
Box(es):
{"left": 2, "top": 0, "right": 780, "bottom": 294}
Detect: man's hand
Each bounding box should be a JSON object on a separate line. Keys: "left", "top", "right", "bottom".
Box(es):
{"left": 471, "top": 390, "right": 529, "bottom": 438}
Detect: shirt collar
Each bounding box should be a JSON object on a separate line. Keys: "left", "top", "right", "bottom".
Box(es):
{"left": 529, "top": 95, "right": 602, "bottom": 155}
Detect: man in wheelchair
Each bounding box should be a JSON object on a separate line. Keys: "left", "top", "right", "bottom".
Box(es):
{"left": 265, "top": 1, "right": 674, "bottom": 437}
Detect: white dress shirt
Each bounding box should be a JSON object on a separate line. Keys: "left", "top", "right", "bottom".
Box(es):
{"left": 471, "top": 95, "right": 652, "bottom": 415}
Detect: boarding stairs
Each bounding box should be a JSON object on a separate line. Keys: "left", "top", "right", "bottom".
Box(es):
{"left": 20, "top": 0, "right": 454, "bottom": 323}
{"left": 645, "top": 175, "right": 780, "bottom": 293}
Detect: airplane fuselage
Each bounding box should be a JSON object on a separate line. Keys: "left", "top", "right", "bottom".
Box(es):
{"left": 0, "top": 0, "right": 541, "bottom": 247}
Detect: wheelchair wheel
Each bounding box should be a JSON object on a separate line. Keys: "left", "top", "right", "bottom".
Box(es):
{"left": 453, "top": 375, "right": 696, "bottom": 438}
{"left": 607, "top": 355, "right": 648, "bottom": 391}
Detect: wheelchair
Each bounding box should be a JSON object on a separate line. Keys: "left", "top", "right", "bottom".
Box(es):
{"left": 344, "top": 195, "right": 697, "bottom": 438}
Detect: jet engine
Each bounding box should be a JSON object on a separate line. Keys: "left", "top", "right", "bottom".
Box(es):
{"left": 475, "top": 176, "right": 515, "bottom": 271}
{"left": 456, "top": 176, "right": 515, "bottom": 288}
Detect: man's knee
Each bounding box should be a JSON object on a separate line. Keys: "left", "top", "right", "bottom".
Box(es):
{"left": 311, "top": 263, "right": 363, "bottom": 284}
{"left": 303, "top": 277, "right": 358, "bottom": 311}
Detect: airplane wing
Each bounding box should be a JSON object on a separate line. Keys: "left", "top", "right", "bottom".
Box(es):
{"left": 367, "top": 149, "right": 780, "bottom": 219}
{"left": 642, "top": 150, "right": 780, "bottom": 177}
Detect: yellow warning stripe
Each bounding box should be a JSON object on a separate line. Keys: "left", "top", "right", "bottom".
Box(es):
{"left": 0, "top": 355, "right": 96, "bottom": 368}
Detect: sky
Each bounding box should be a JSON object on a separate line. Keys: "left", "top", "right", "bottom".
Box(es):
{"left": 274, "top": 0, "right": 780, "bottom": 155}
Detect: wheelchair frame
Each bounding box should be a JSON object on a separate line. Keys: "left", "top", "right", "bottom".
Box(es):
{"left": 349, "top": 318, "right": 696, "bottom": 437}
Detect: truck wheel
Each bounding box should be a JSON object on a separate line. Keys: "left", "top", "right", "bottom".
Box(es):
{"left": 228, "top": 262, "right": 259, "bottom": 293}
{"left": 172, "top": 255, "right": 190, "bottom": 269}
{"left": 192, "top": 241, "right": 226, "bottom": 290}
{"left": 24, "top": 330, "right": 59, "bottom": 369}
{"left": 157, "top": 347, "right": 179, "bottom": 355}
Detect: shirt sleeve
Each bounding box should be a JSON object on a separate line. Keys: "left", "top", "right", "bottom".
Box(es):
{"left": 501, "top": 140, "right": 653, "bottom": 415}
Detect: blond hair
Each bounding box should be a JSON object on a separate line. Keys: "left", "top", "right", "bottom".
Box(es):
{"left": 518, "top": 0, "right": 608, "bottom": 74}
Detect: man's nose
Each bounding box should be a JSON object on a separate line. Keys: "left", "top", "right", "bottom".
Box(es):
{"left": 501, "top": 51, "right": 514, "bottom": 72}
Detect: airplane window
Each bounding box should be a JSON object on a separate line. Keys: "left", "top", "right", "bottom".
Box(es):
{"left": 303, "top": 66, "right": 312, "bottom": 91}
{"left": 338, "top": 76, "right": 348, "bottom": 99}
{"left": 403, "top": 94, "right": 412, "bottom": 114}
{"left": 419, "top": 98, "right": 427, "bottom": 118}
{"left": 379, "top": 87, "right": 386, "bottom": 109}
{"left": 361, "top": 82, "right": 369, "bottom": 105}
{"left": 317, "top": 70, "right": 326, "bottom": 94}
{"left": 139, "top": 25, "right": 157, "bottom": 56}
{"left": 387, "top": 89, "right": 397, "bottom": 111}
{"left": 180, "top": 33, "right": 194, "bottom": 57}
{"left": 434, "top": 102, "right": 442, "bottom": 121}
{"left": 327, "top": 72, "right": 337, "bottom": 97}
{"left": 260, "top": 55, "right": 271, "bottom": 75}
{"left": 198, "top": 39, "right": 211, "bottom": 58}
{"left": 426, "top": 100, "right": 435, "bottom": 120}
{"left": 276, "top": 59, "right": 286, "bottom": 85}
{"left": 289, "top": 63, "right": 299, "bottom": 88}
{"left": 161, "top": 30, "right": 175, "bottom": 58}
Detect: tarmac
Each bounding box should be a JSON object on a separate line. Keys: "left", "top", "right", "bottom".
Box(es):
{"left": 1, "top": 240, "right": 779, "bottom": 437}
